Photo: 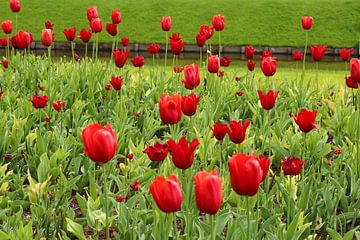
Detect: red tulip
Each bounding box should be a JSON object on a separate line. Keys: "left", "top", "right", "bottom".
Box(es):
{"left": 196, "top": 33, "right": 206, "bottom": 47}
{"left": 217, "top": 71, "right": 224, "bottom": 77}
{"left": 260, "top": 56, "right": 277, "bottom": 77}
{"left": 227, "top": 120, "right": 250, "bottom": 144}
{"left": 159, "top": 93, "right": 182, "bottom": 124}
{"left": 281, "top": 157, "right": 304, "bottom": 175}
{"left": 160, "top": 16, "right": 172, "bottom": 31}
{"left": 247, "top": 60, "right": 256, "bottom": 71}
{"left": 106, "top": 23, "right": 117, "bottom": 36}
{"left": 258, "top": 155, "right": 270, "bottom": 182}
{"left": 147, "top": 44, "right": 160, "bottom": 54}
{"left": 105, "top": 84, "right": 112, "bottom": 91}
{"left": 29, "top": 94, "right": 49, "bottom": 109}
{"left": 245, "top": 45, "right": 255, "bottom": 59}
{"left": 52, "top": 100, "right": 65, "bottom": 112}
{"left": 257, "top": 90, "right": 279, "bottom": 110}
{"left": 199, "top": 25, "right": 214, "bottom": 40}
{"left": 121, "top": 37, "right": 129, "bottom": 47}
{"left": 181, "top": 93, "right": 200, "bottom": 117}
{"left": 301, "top": 16, "right": 313, "bottom": 30}
{"left": 10, "top": 0, "right": 20, "bottom": 12}
{"left": 150, "top": 174, "right": 182, "bottom": 213}
{"left": 90, "top": 18, "right": 102, "bottom": 33}
{"left": 113, "top": 49, "right": 129, "bottom": 68}
{"left": 173, "top": 66, "right": 183, "bottom": 73}
{"left": 87, "top": 6, "right": 98, "bottom": 21}
{"left": 112, "top": 10, "right": 121, "bottom": 24}
{"left": 350, "top": 58, "right": 360, "bottom": 83}
{"left": 11, "top": 30, "right": 31, "bottom": 49}
{"left": 220, "top": 56, "right": 231, "bottom": 67}
{"left": 292, "top": 51, "right": 303, "bottom": 61}
{"left": 143, "top": 142, "right": 169, "bottom": 162}
{"left": 41, "top": 29, "right": 54, "bottom": 47}
{"left": 1, "top": 59, "right": 9, "bottom": 69}
{"left": 170, "top": 35, "right": 185, "bottom": 55}
{"left": 115, "top": 196, "right": 126, "bottom": 203}
{"left": 310, "top": 45, "right": 327, "bottom": 61}
{"left": 210, "top": 122, "right": 229, "bottom": 141}
{"left": 110, "top": 76, "right": 123, "bottom": 90}
{"left": 261, "top": 50, "right": 272, "bottom": 58}
{"left": 339, "top": 48, "right": 354, "bottom": 61}
{"left": 131, "top": 56, "right": 145, "bottom": 68}
{"left": 292, "top": 108, "right": 320, "bottom": 133}
{"left": 82, "top": 123, "right": 117, "bottom": 164}
{"left": 1, "top": 20, "right": 12, "bottom": 34}
{"left": 229, "top": 153, "right": 263, "bottom": 196}
{"left": 194, "top": 169, "right": 222, "bottom": 214}
{"left": 170, "top": 33, "right": 181, "bottom": 42}
{"left": 212, "top": 14, "right": 225, "bottom": 31}
{"left": 45, "top": 20, "right": 54, "bottom": 30}
{"left": 236, "top": 91, "right": 243, "bottom": 97}
{"left": 130, "top": 180, "right": 140, "bottom": 191}
{"left": 345, "top": 76, "right": 358, "bottom": 89}
{"left": 63, "top": 27, "right": 76, "bottom": 41}
{"left": 78, "top": 28, "right": 92, "bottom": 43}
{"left": 0, "top": 38, "right": 10, "bottom": 47}
{"left": 182, "top": 64, "right": 200, "bottom": 90}
{"left": 208, "top": 55, "right": 220, "bottom": 73}
{"left": 167, "top": 136, "right": 199, "bottom": 169}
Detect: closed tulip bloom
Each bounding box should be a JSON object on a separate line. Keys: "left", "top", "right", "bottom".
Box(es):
{"left": 196, "top": 33, "right": 206, "bottom": 47}
{"left": 1, "top": 20, "right": 12, "bottom": 34}
{"left": 345, "top": 76, "right": 358, "bottom": 89}
{"left": 281, "top": 157, "right": 304, "bottom": 175}
{"left": 10, "top": 0, "right": 21, "bottom": 12}
{"left": 220, "top": 56, "right": 231, "bottom": 67}
{"left": 212, "top": 14, "right": 225, "bottom": 31}
{"left": 110, "top": 76, "right": 123, "bottom": 90}
{"left": 261, "top": 50, "right": 272, "bottom": 58}
{"left": 45, "top": 20, "right": 54, "bottom": 30}
{"left": 143, "top": 142, "right": 169, "bottom": 162}
{"left": 350, "top": 58, "right": 360, "bottom": 83}
{"left": 194, "top": 169, "right": 222, "bottom": 214}
{"left": 292, "top": 51, "right": 303, "bottom": 61}
{"left": 257, "top": 90, "right": 279, "bottom": 110}
{"left": 227, "top": 120, "right": 250, "bottom": 144}
{"left": 260, "top": 56, "right": 277, "bottom": 77}
{"left": 292, "top": 108, "right": 320, "bottom": 133}
{"left": 112, "top": 10, "right": 121, "bottom": 24}
{"left": 310, "top": 45, "right": 327, "bottom": 61}
{"left": 90, "top": 18, "right": 102, "bottom": 33}
{"left": 52, "top": 100, "right": 65, "bottom": 112}
{"left": 160, "top": 16, "right": 172, "bottom": 31}
{"left": 11, "top": 30, "right": 31, "bottom": 49}
{"left": 229, "top": 153, "right": 263, "bottom": 196}
{"left": 245, "top": 45, "right": 255, "bottom": 59}
{"left": 29, "top": 94, "right": 49, "bottom": 109}
{"left": 82, "top": 123, "right": 118, "bottom": 164}
{"left": 147, "top": 44, "right": 160, "bottom": 54}
{"left": 1, "top": 59, "right": 9, "bottom": 69}
{"left": 339, "top": 48, "right": 354, "bottom": 61}
{"left": 208, "top": 55, "right": 220, "bottom": 73}
{"left": 113, "top": 49, "right": 129, "bottom": 68}
{"left": 78, "top": 28, "right": 92, "bottom": 43}
{"left": 167, "top": 136, "right": 199, "bottom": 169}
{"left": 41, "top": 29, "right": 54, "bottom": 47}
{"left": 182, "top": 64, "right": 200, "bottom": 90}
{"left": 247, "top": 60, "right": 256, "bottom": 71}
{"left": 210, "top": 122, "right": 229, "bottom": 141}
{"left": 150, "top": 175, "right": 182, "bottom": 213}
{"left": 301, "top": 16, "right": 313, "bottom": 30}
{"left": 173, "top": 66, "right": 183, "bottom": 73}
{"left": 63, "top": 27, "right": 76, "bottom": 41}
{"left": 159, "top": 93, "right": 182, "bottom": 124}
{"left": 121, "top": 37, "right": 129, "bottom": 47}
{"left": 258, "top": 155, "right": 270, "bottom": 182}
{"left": 106, "top": 23, "right": 117, "bottom": 36}
{"left": 199, "top": 25, "right": 214, "bottom": 40}
{"left": 0, "top": 38, "right": 10, "bottom": 47}
{"left": 181, "top": 93, "right": 200, "bottom": 117}
{"left": 131, "top": 56, "right": 145, "bottom": 68}
{"left": 170, "top": 38, "right": 185, "bottom": 55}
{"left": 87, "top": 6, "right": 98, "bottom": 21}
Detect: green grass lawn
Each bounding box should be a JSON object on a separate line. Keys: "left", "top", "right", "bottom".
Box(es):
{"left": 0, "top": 0, "right": 359, "bottom": 47}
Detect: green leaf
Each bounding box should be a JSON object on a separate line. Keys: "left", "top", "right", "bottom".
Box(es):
{"left": 66, "top": 218, "right": 86, "bottom": 240}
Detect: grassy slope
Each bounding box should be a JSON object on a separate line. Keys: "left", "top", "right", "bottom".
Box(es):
{"left": 0, "top": 0, "right": 359, "bottom": 47}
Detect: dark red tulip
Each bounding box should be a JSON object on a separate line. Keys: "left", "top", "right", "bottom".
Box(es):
{"left": 147, "top": 44, "right": 160, "bottom": 54}
{"left": 220, "top": 56, "right": 231, "bottom": 67}
{"left": 182, "top": 64, "right": 200, "bottom": 90}
{"left": 87, "top": 6, "right": 98, "bottom": 21}
{"left": 11, "top": 30, "right": 31, "bottom": 49}
{"left": 199, "top": 25, "right": 214, "bottom": 40}
{"left": 78, "top": 28, "right": 92, "bottom": 43}
{"left": 281, "top": 157, "right": 304, "bottom": 175}
{"left": 208, "top": 55, "right": 220, "bottom": 73}
{"left": 173, "top": 66, "right": 183, "bottom": 73}
{"left": 90, "top": 18, "right": 102, "bottom": 33}
{"left": 339, "top": 48, "right": 354, "bottom": 61}
{"left": 0, "top": 38, "right": 10, "bottom": 47}
{"left": 159, "top": 93, "right": 182, "bottom": 125}
{"left": 345, "top": 76, "right": 358, "bottom": 89}
{"left": 131, "top": 56, "right": 145, "bottom": 68}
{"left": 235, "top": 77, "right": 241, "bottom": 82}
{"left": 10, "top": 0, "right": 20, "bottom": 12}
{"left": 170, "top": 34, "right": 185, "bottom": 55}
{"left": 181, "top": 93, "right": 200, "bottom": 117}
{"left": 217, "top": 71, "right": 224, "bottom": 77}
{"left": 42, "top": 116, "right": 51, "bottom": 122}
{"left": 106, "top": 23, "right": 117, "bottom": 36}
{"left": 1, "top": 20, "right": 12, "bottom": 34}
{"left": 236, "top": 91, "right": 243, "bottom": 97}
{"left": 143, "top": 142, "right": 169, "bottom": 162}
{"left": 260, "top": 56, "right": 277, "bottom": 77}
{"left": 229, "top": 153, "right": 263, "bottom": 196}
{"left": 121, "top": 37, "right": 129, "bottom": 47}
{"left": 167, "top": 136, "right": 199, "bottom": 169}
{"left": 261, "top": 50, "right": 272, "bottom": 58}
{"left": 130, "top": 180, "right": 140, "bottom": 191}
{"left": 212, "top": 14, "right": 225, "bottom": 31}
{"left": 1, "top": 59, "right": 9, "bottom": 69}
{"left": 150, "top": 174, "right": 182, "bottom": 213}
{"left": 196, "top": 33, "right": 206, "bottom": 47}
{"left": 350, "top": 58, "right": 360, "bottom": 83}
{"left": 110, "top": 76, "right": 123, "bottom": 90}
{"left": 292, "top": 51, "right": 303, "bottom": 61}
{"left": 113, "top": 49, "right": 129, "bottom": 68}
{"left": 245, "top": 45, "right": 255, "bottom": 59}
{"left": 257, "top": 90, "right": 279, "bottom": 110}
{"left": 194, "top": 169, "right": 222, "bottom": 214}
{"left": 45, "top": 20, "right": 54, "bottom": 30}
{"left": 82, "top": 123, "right": 117, "bottom": 164}
{"left": 247, "top": 60, "right": 256, "bottom": 71}
{"left": 301, "top": 16, "right": 313, "bottom": 30}
{"left": 127, "top": 153, "right": 134, "bottom": 160}
{"left": 29, "top": 94, "right": 49, "bottom": 109}
{"left": 115, "top": 196, "right": 126, "bottom": 203}
{"left": 52, "top": 100, "right": 65, "bottom": 112}
{"left": 161, "top": 16, "right": 172, "bottom": 31}
{"left": 112, "top": 10, "right": 121, "bottom": 24}
{"left": 210, "top": 122, "right": 229, "bottom": 141}
{"left": 227, "top": 120, "right": 250, "bottom": 144}
{"left": 105, "top": 84, "right": 112, "bottom": 91}
{"left": 292, "top": 108, "right": 320, "bottom": 133}
{"left": 258, "top": 155, "right": 270, "bottom": 182}
{"left": 41, "top": 29, "right": 54, "bottom": 47}
{"left": 63, "top": 27, "right": 76, "bottom": 41}
{"left": 170, "top": 33, "right": 181, "bottom": 42}
{"left": 310, "top": 45, "right": 327, "bottom": 61}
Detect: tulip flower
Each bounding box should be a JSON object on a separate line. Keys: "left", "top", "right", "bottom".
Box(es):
{"left": 10, "top": 0, "right": 20, "bottom": 12}
{"left": 63, "top": 27, "right": 76, "bottom": 42}
{"left": 227, "top": 120, "right": 250, "bottom": 144}
{"left": 301, "top": 16, "right": 313, "bottom": 30}
{"left": 52, "top": 100, "right": 65, "bottom": 112}
{"left": 245, "top": 45, "right": 255, "bottom": 59}
{"left": 173, "top": 66, "right": 183, "bottom": 74}
{"left": 339, "top": 48, "right": 354, "bottom": 62}
{"left": 115, "top": 196, "right": 126, "bottom": 203}
{"left": 11, "top": 30, "right": 31, "bottom": 49}
{"left": 112, "top": 10, "right": 121, "bottom": 24}
{"left": 87, "top": 6, "right": 98, "bottom": 21}
{"left": 113, "top": 49, "right": 129, "bottom": 68}
{"left": 258, "top": 155, "right": 270, "bottom": 182}
{"left": 220, "top": 56, "right": 231, "bottom": 67}
{"left": 121, "top": 37, "right": 129, "bottom": 47}
{"left": 350, "top": 58, "right": 360, "bottom": 83}
{"left": 208, "top": 55, "right": 220, "bottom": 73}
{"left": 247, "top": 60, "right": 256, "bottom": 71}
{"left": 345, "top": 76, "right": 358, "bottom": 89}
{"left": 29, "top": 94, "right": 49, "bottom": 109}
{"left": 170, "top": 35, "right": 185, "bottom": 55}
{"left": 257, "top": 90, "right": 279, "bottom": 110}
{"left": 281, "top": 157, "right": 305, "bottom": 175}
{"left": 310, "top": 45, "right": 327, "bottom": 62}
{"left": 181, "top": 93, "right": 200, "bottom": 117}
{"left": 0, "top": 38, "right": 10, "bottom": 47}
{"left": 110, "top": 76, "right": 123, "bottom": 91}
{"left": 260, "top": 56, "right": 277, "bottom": 77}
{"left": 194, "top": 169, "right": 222, "bottom": 214}
{"left": 78, "top": 28, "right": 92, "bottom": 43}
{"left": 147, "top": 44, "right": 160, "bottom": 54}
{"left": 150, "top": 175, "right": 182, "bottom": 213}
{"left": 106, "top": 23, "right": 117, "bottom": 36}
{"left": 143, "top": 143, "right": 169, "bottom": 162}
{"left": 45, "top": 21, "right": 54, "bottom": 30}
{"left": 261, "top": 50, "right": 272, "bottom": 58}
{"left": 182, "top": 64, "right": 200, "bottom": 90}
{"left": 292, "top": 51, "right": 303, "bottom": 61}
{"left": 130, "top": 181, "right": 140, "bottom": 191}
{"left": 158, "top": 93, "right": 182, "bottom": 124}
{"left": 41, "top": 29, "right": 54, "bottom": 47}
{"left": 1, "top": 58, "right": 9, "bottom": 69}
{"left": 167, "top": 136, "right": 199, "bottom": 169}
{"left": 90, "top": 18, "right": 102, "bottom": 33}
{"left": 105, "top": 84, "right": 112, "bottom": 91}
{"left": 212, "top": 14, "right": 225, "bottom": 31}
{"left": 160, "top": 16, "right": 172, "bottom": 31}
{"left": 131, "top": 56, "right": 145, "bottom": 68}
{"left": 196, "top": 33, "right": 206, "bottom": 47}
{"left": 210, "top": 122, "right": 229, "bottom": 141}
{"left": 292, "top": 108, "right": 320, "bottom": 133}
{"left": 199, "top": 25, "right": 214, "bottom": 40}
{"left": 236, "top": 91, "right": 243, "bottom": 97}
{"left": 1, "top": 20, "right": 12, "bottom": 34}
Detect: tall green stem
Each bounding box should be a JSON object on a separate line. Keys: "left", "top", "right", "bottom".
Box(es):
{"left": 71, "top": 41, "right": 75, "bottom": 61}
{"left": 246, "top": 197, "right": 251, "bottom": 239}
{"left": 165, "top": 32, "right": 168, "bottom": 68}
{"left": 199, "top": 47, "right": 202, "bottom": 68}
{"left": 218, "top": 31, "right": 221, "bottom": 59}
{"left": 96, "top": 34, "right": 99, "bottom": 61}
{"left": 85, "top": 43, "right": 88, "bottom": 60}
{"left": 301, "top": 31, "right": 308, "bottom": 86}
{"left": 287, "top": 176, "right": 291, "bottom": 228}
{"left": 103, "top": 165, "right": 109, "bottom": 240}
{"left": 211, "top": 214, "right": 216, "bottom": 240}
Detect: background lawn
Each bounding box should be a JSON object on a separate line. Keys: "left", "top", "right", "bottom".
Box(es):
{"left": 0, "top": 0, "right": 359, "bottom": 47}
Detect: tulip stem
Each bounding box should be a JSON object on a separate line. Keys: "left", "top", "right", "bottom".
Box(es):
{"left": 211, "top": 214, "right": 216, "bottom": 240}
{"left": 287, "top": 176, "right": 291, "bottom": 228}
{"left": 85, "top": 43, "right": 88, "bottom": 60}
{"left": 301, "top": 31, "right": 308, "bottom": 89}
{"left": 47, "top": 46, "right": 51, "bottom": 61}
{"left": 165, "top": 32, "right": 168, "bottom": 68}
{"left": 103, "top": 165, "right": 110, "bottom": 240}
{"left": 71, "top": 41, "right": 75, "bottom": 61}
{"left": 199, "top": 47, "right": 202, "bottom": 68}
{"left": 218, "top": 32, "right": 221, "bottom": 60}
{"left": 316, "top": 61, "right": 319, "bottom": 92}
{"left": 15, "top": 13, "right": 18, "bottom": 33}
{"left": 246, "top": 197, "right": 251, "bottom": 239}
{"left": 96, "top": 34, "right": 99, "bottom": 61}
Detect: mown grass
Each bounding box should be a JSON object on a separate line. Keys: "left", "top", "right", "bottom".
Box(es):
{"left": 0, "top": 0, "right": 359, "bottom": 47}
